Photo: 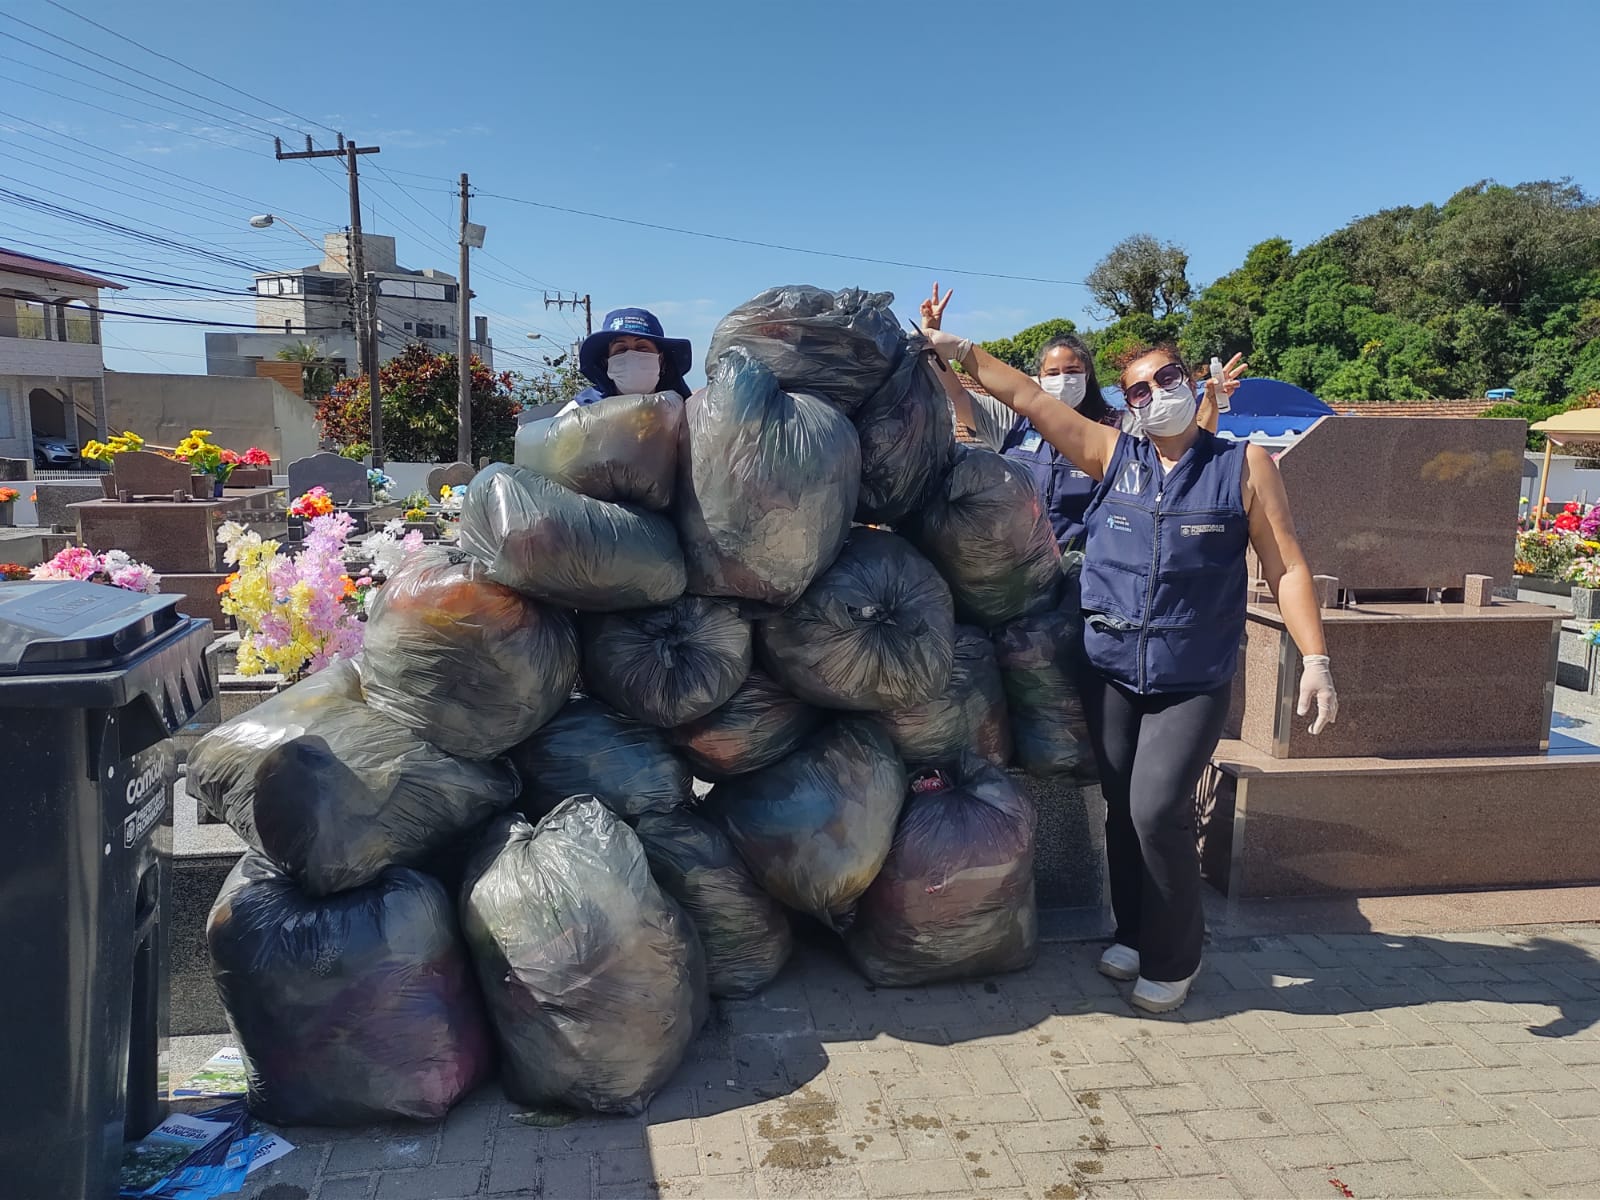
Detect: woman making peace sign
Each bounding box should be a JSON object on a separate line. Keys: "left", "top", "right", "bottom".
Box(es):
{"left": 922, "top": 298, "right": 1337, "bottom": 1014}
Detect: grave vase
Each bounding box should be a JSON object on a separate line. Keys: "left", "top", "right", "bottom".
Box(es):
{"left": 190, "top": 474, "right": 210, "bottom": 500}
{"left": 0, "top": 500, "right": 12, "bottom": 527}
{"left": 1574, "top": 586, "right": 1600, "bottom": 624}
{"left": 98, "top": 474, "right": 117, "bottom": 500}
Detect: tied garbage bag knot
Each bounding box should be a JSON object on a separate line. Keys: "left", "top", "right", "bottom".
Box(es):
{"left": 758, "top": 528, "right": 955, "bottom": 712}
{"left": 581, "top": 595, "right": 753, "bottom": 728}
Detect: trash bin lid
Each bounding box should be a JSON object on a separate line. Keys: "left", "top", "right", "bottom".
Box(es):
{"left": 0, "top": 581, "right": 185, "bottom": 675}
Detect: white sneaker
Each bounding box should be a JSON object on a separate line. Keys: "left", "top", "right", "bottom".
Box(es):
{"left": 1097, "top": 943, "right": 1140, "bottom": 981}
{"left": 1131, "top": 966, "right": 1200, "bottom": 1014}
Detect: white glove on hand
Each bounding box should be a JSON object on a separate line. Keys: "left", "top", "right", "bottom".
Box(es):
{"left": 1297, "top": 654, "right": 1338, "bottom": 735}
{"left": 923, "top": 327, "right": 972, "bottom": 368}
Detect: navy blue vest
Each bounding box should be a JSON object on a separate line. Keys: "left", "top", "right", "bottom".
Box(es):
{"left": 1001, "top": 417, "right": 1098, "bottom": 550}
{"left": 1079, "top": 431, "right": 1250, "bottom": 694}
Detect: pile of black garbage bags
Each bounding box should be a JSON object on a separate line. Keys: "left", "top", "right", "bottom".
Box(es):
{"left": 189, "top": 284, "right": 1093, "bottom": 1127}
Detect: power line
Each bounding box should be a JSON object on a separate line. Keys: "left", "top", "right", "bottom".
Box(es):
{"left": 96, "top": 305, "right": 343, "bottom": 330}
{"left": 0, "top": 23, "right": 283, "bottom": 144}
{"left": 475, "top": 190, "right": 1089, "bottom": 287}
{"left": 0, "top": 107, "right": 334, "bottom": 231}
{"left": 40, "top": 0, "right": 342, "bottom": 138}
{"left": 0, "top": 10, "right": 303, "bottom": 141}
{"left": 0, "top": 187, "right": 274, "bottom": 273}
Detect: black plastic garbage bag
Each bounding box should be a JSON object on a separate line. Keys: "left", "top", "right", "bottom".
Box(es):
{"left": 208, "top": 854, "right": 491, "bottom": 1125}
{"left": 187, "top": 661, "right": 521, "bottom": 895}
{"left": 676, "top": 349, "right": 860, "bottom": 610}
{"left": 852, "top": 334, "right": 955, "bottom": 524}
{"left": 707, "top": 284, "right": 905, "bottom": 411}
{"left": 871, "top": 625, "right": 1012, "bottom": 767}
{"left": 704, "top": 719, "right": 905, "bottom": 931}
{"left": 517, "top": 390, "right": 683, "bottom": 509}
{"left": 581, "top": 596, "right": 752, "bottom": 728}
{"left": 460, "top": 801, "right": 707, "bottom": 1115}
{"left": 458, "top": 463, "right": 686, "bottom": 611}
{"left": 507, "top": 696, "right": 690, "bottom": 819}
{"left": 633, "top": 808, "right": 793, "bottom": 998}
{"left": 905, "top": 445, "right": 1063, "bottom": 628}
{"left": 846, "top": 756, "right": 1038, "bottom": 987}
{"left": 758, "top": 528, "right": 954, "bottom": 711}
{"left": 992, "top": 586, "right": 1091, "bottom": 777}
{"left": 669, "top": 670, "right": 822, "bottom": 780}
{"left": 361, "top": 547, "right": 579, "bottom": 759}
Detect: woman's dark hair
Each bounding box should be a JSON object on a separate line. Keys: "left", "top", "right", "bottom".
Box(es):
{"left": 1034, "top": 333, "right": 1113, "bottom": 423}
{"left": 1116, "top": 342, "right": 1190, "bottom": 389}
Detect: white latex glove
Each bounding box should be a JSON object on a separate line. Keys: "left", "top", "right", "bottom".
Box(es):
{"left": 1297, "top": 654, "right": 1338, "bottom": 735}
{"left": 922, "top": 327, "right": 972, "bottom": 368}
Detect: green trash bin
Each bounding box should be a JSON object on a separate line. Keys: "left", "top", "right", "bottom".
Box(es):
{"left": 0, "top": 580, "right": 215, "bottom": 1200}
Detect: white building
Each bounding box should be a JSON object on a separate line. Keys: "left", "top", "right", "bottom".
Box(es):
{"left": 0, "top": 247, "right": 124, "bottom": 466}
{"left": 205, "top": 231, "right": 493, "bottom": 379}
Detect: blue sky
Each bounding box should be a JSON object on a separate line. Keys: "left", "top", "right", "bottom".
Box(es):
{"left": 2, "top": 0, "right": 1595, "bottom": 385}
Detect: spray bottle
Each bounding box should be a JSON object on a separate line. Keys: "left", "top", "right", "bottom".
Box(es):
{"left": 1209, "top": 356, "right": 1231, "bottom": 414}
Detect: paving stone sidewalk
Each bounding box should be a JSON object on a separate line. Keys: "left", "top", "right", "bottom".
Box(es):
{"left": 229, "top": 924, "right": 1600, "bottom": 1200}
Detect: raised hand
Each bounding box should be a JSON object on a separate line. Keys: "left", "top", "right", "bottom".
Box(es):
{"left": 920, "top": 282, "right": 954, "bottom": 333}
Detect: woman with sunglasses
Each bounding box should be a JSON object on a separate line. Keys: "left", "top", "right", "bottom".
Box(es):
{"left": 920, "top": 310, "right": 1338, "bottom": 1014}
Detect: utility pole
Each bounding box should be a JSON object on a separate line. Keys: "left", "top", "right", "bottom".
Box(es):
{"left": 544, "top": 292, "right": 592, "bottom": 336}
{"left": 457, "top": 174, "right": 472, "bottom": 464}
{"left": 275, "top": 134, "right": 387, "bottom": 465}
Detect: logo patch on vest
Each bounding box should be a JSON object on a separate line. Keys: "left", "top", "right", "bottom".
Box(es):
{"left": 1019, "top": 431, "right": 1043, "bottom": 452}
{"left": 1113, "top": 462, "right": 1148, "bottom": 495}
{"left": 1105, "top": 513, "right": 1133, "bottom": 533}
{"left": 1180, "top": 522, "right": 1227, "bottom": 536}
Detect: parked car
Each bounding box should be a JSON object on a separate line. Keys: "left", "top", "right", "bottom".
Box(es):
{"left": 33, "top": 434, "right": 80, "bottom": 468}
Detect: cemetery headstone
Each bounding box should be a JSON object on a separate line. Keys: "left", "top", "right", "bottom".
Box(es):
{"left": 109, "top": 451, "right": 194, "bottom": 500}
{"left": 287, "top": 452, "right": 370, "bottom": 504}
{"left": 426, "top": 462, "right": 475, "bottom": 494}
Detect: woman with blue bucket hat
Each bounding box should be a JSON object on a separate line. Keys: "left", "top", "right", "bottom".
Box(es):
{"left": 566, "top": 307, "right": 694, "bottom": 413}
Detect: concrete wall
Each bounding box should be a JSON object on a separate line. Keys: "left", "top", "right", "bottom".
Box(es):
{"left": 105, "top": 372, "right": 320, "bottom": 466}
{"left": 1529, "top": 453, "right": 1600, "bottom": 508}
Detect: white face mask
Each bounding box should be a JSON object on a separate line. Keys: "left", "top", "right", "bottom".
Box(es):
{"left": 1139, "top": 381, "right": 1197, "bottom": 438}
{"left": 606, "top": 348, "right": 661, "bottom": 394}
{"left": 1040, "top": 372, "right": 1087, "bottom": 408}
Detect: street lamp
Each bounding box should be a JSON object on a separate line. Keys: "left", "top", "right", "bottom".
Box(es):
{"left": 525, "top": 333, "right": 542, "bottom": 340}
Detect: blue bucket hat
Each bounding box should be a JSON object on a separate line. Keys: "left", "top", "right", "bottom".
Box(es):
{"left": 578, "top": 307, "right": 694, "bottom": 388}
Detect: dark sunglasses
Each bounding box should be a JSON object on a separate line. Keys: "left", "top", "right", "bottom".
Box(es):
{"left": 1123, "top": 362, "right": 1187, "bottom": 409}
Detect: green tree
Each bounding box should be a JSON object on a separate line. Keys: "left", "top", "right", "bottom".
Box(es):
{"left": 1085, "top": 234, "right": 1192, "bottom": 319}
{"left": 512, "top": 352, "right": 588, "bottom": 410}
{"left": 979, "top": 318, "right": 1078, "bottom": 371}
{"left": 1180, "top": 237, "right": 1294, "bottom": 364}
{"left": 316, "top": 342, "right": 520, "bottom": 463}
{"left": 275, "top": 339, "right": 339, "bottom": 403}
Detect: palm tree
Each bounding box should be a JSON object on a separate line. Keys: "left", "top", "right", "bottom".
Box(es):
{"left": 276, "top": 340, "right": 339, "bottom": 402}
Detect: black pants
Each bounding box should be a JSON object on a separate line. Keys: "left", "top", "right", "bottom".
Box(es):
{"left": 1079, "top": 670, "right": 1231, "bottom": 982}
